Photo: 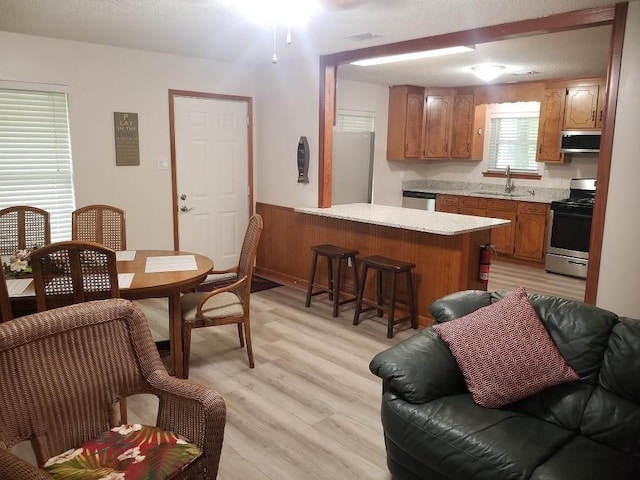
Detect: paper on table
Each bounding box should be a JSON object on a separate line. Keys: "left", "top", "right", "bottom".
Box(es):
{"left": 145, "top": 255, "right": 197, "bottom": 273}
{"left": 6, "top": 278, "right": 34, "bottom": 297}
{"left": 116, "top": 250, "right": 136, "bottom": 261}
{"left": 118, "top": 273, "right": 134, "bottom": 289}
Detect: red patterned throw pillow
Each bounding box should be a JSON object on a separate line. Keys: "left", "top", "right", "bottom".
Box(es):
{"left": 432, "top": 287, "right": 579, "bottom": 408}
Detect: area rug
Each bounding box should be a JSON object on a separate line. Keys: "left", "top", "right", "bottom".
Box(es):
{"left": 193, "top": 275, "right": 282, "bottom": 293}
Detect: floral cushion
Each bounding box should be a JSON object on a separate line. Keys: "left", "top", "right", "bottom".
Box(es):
{"left": 43, "top": 424, "right": 201, "bottom": 479}
{"left": 432, "top": 287, "right": 579, "bottom": 408}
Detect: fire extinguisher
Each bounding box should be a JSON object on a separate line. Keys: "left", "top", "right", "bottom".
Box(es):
{"left": 479, "top": 244, "right": 494, "bottom": 283}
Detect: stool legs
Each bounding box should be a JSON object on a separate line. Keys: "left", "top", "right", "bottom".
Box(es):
{"left": 305, "top": 250, "right": 319, "bottom": 308}
{"left": 305, "top": 245, "right": 359, "bottom": 317}
{"left": 353, "top": 256, "right": 417, "bottom": 338}
{"left": 406, "top": 269, "right": 417, "bottom": 330}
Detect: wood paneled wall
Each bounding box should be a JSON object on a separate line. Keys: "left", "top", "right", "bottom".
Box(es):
{"left": 256, "top": 203, "right": 491, "bottom": 325}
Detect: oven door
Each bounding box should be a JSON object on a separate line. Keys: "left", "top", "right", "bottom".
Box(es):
{"left": 545, "top": 205, "right": 593, "bottom": 278}
{"left": 546, "top": 208, "right": 592, "bottom": 260}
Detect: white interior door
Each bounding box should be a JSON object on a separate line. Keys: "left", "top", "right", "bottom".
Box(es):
{"left": 174, "top": 96, "right": 249, "bottom": 270}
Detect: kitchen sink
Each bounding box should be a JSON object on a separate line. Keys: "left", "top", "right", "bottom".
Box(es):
{"left": 472, "top": 191, "right": 531, "bottom": 198}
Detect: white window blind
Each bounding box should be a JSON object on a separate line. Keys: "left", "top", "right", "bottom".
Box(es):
{"left": 0, "top": 87, "right": 75, "bottom": 242}
{"left": 336, "top": 110, "right": 374, "bottom": 132}
{"left": 487, "top": 113, "right": 540, "bottom": 173}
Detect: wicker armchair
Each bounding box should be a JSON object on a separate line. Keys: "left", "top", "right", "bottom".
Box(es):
{"left": 72, "top": 204, "right": 127, "bottom": 251}
{"left": 0, "top": 206, "right": 51, "bottom": 255}
{"left": 0, "top": 299, "right": 226, "bottom": 479}
{"left": 180, "top": 214, "right": 263, "bottom": 376}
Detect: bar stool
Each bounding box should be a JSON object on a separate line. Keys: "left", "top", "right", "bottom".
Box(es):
{"left": 305, "top": 244, "right": 359, "bottom": 317}
{"left": 353, "top": 255, "right": 417, "bottom": 338}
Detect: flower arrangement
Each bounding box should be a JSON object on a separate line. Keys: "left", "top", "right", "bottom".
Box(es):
{"left": 3, "top": 245, "right": 37, "bottom": 275}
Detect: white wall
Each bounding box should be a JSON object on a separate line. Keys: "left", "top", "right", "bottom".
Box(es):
{"left": 0, "top": 31, "right": 256, "bottom": 250}
{"left": 255, "top": 57, "right": 320, "bottom": 208}
{"left": 597, "top": 1, "right": 640, "bottom": 318}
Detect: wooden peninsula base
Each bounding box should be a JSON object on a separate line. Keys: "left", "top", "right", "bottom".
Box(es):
{"left": 255, "top": 202, "right": 508, "bottom": 326}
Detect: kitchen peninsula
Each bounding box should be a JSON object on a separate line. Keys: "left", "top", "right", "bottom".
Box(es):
{"left": 255, "top": 202, "right": 509, "bottom": 325}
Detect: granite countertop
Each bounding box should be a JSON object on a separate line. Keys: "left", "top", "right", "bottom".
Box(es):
{"left": 402, "top": 180, "right": 568, "bottom": 203}
{"left": 295, "top": 203, "right": 509, "bottom": 236}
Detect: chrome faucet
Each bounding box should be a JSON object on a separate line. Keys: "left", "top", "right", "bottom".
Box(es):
{"left": 505, "top": 165, "right": 515, "bottom": 193}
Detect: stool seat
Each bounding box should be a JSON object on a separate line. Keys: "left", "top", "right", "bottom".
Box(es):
{"left": 353, "top": 255, "right": 417, "bottom": 338}
{"left": 305, "top": 244, "right": 359, "bottom": 317}
{"left": 359, "top": 255, "right": 415, "bottom": 272}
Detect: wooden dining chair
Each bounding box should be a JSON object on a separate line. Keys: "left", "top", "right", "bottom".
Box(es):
{"left": 0, "top": 206, "right": 51, "bottom": 255}
{"left": 180, "top": 214, "right": 263, "bottom": 377}
{"left": 72, "top": 204, "right": 127, "bottom": 250}
{"left": 0, "top": 268, "right": 12, "bottom": 322}
{"left": 30, "top": 240, "right": 120, "bottom": 312}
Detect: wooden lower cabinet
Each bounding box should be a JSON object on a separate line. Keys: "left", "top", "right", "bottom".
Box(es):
{"left": 486, "top": 200, "right": 517, "bottom": 255}
{"left": 436, "top": 195, "right": 548, "bottom": 262}
{"left": 514, "top": 203, "right": 549, "bottom": 261}
{"left": 435, "top": 194, "right": 459, "bottom": 213}
{"left": 458, "top": 196, "right": 487, "bottom": 216}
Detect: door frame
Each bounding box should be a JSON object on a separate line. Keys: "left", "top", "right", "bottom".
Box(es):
{"left": 168, "top": 90, "right": 254, "bottom": 251}
{"left": 317, "top": 5, "right": 627, "bottom": 305}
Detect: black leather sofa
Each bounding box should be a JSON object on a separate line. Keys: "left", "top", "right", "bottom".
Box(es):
{"left": 369, "top": 290, "right": 640, "bottom": 480}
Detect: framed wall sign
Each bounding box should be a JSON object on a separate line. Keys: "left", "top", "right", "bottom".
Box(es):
{"left": 114, "top": 112, "right": 140, "bottom": 166}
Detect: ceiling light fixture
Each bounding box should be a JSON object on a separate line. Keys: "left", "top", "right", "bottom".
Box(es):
{"left": 228, "top": 0, "right": 370, "bottom": 63}
{"left": 351, "top": 46, "right": 474, "bottom": 67}
{"left": 471, "top": 64, "right": 506, "bottom": 82}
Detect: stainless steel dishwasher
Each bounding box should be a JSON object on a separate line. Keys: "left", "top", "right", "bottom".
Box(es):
{"left": 402, "top": 190, "right": 436, "bottom": 211}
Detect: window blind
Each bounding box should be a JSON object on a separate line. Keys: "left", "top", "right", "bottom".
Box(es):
{"left": 336, "top": 110, "right": 374, "bottom": 132}
{"left": 0, "top": 87, "right": 75, "bottom": 242}
{"left": 487, "top": 115, "right": 539, "bottom": 173}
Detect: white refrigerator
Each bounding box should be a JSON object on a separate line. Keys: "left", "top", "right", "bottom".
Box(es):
{"left": 332, "top": 130, "right": 375, "bottom": 205}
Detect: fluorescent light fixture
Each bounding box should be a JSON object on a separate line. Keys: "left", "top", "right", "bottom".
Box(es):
{"left": 350, "top": 46, "right": 474, "bottom": 67}
{"left": 471, "top": 64, "right": 506, "bottom": 82}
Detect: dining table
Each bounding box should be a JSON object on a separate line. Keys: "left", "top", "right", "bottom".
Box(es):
{"left": 6, "top": 249, "right": 213, "bottom": 379}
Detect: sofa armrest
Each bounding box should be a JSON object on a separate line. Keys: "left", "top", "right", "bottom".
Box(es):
{"left": 428, "top": 289, "right": 493, "bottom": 323}
{"left": 369, "top": 329, "right": 466, "bottom": 403}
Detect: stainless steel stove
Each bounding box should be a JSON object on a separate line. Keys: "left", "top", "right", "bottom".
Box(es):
{"left": 545, "top": 178, "right": 596, "bottom": 279}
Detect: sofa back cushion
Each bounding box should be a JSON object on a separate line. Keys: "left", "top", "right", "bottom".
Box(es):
{"left": 579, "top": 318, "right": 640, "bottom": 456}
{"left": 428, "top": 290, "right": 620, "bottom": 429}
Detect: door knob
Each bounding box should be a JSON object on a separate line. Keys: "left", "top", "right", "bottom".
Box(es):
{"left": 180, "top": 205, "right": 194, "bottom": 212}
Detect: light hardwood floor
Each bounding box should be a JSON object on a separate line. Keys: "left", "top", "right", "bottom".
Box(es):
{"left": 11, "top": 260, "right": 585, "bottom": 478}
{"left": 488, "top": 258, "right": 586, "bottom": 302}
{"left": 135, "top": 287, "right": 416, "bottom": 480}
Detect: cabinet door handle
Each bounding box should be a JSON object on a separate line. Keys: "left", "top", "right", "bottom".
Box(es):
{"left": 599, "top": 110, "right": 603, "bottom": 122}
{"left": 591, "top": 110, "right": 595, "bottom": 121}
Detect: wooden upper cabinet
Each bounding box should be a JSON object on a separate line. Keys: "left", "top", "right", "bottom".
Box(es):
{"left": 450, "top": 94, "right": 475, "bottom": 159}
{"left": 536, "top": 88, "right": 566, "bottom": 163}
{"left": 564, "top": 85, "right": 602, "bottom": 129}
{"left": 386, "top": 85, "right": 425, "bottom": 159}
{"left": 423, "top": 93, "right": 453, "bottom": 158}
{"left": 596, "top": 83, "right": 606, "bottom": 129}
